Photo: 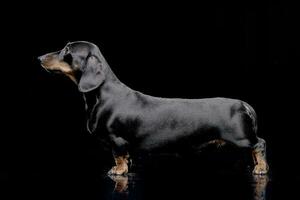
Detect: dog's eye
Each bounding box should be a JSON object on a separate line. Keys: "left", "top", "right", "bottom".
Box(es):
{"left": 64, "top": 47, "right": 69, "bottom": 54}
{"left": 64, "top": 54, "right": 73, "bottom": 65}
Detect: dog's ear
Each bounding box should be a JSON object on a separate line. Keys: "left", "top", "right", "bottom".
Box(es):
{"left": 78, "top": 55, "right": 105, "bottom": 92}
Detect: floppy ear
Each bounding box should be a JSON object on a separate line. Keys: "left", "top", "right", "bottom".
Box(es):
{"left": 78, "top": 55, "right": 105, "bottom": 92}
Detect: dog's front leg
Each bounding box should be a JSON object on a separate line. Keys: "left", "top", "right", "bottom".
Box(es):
{"left": 107, "top": 135, "right": 130, "bottom": 175}
{"left": 108, "top": 153, "right": 129, "bottom": 175}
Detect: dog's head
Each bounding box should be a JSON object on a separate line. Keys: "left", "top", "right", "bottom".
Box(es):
{"left": 38, "top": 41, "right": 106, "bottom": 92}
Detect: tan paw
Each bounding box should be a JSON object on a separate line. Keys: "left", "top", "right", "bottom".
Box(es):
{"left": 253, "top": 164, "right": 269, "bottom": 175}
{"left": 108, "top": 165, "right": 128, "bottom": 175}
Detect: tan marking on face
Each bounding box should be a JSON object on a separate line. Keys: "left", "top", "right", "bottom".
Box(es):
{"left": 41, "top": 55, "right": 77, "bottom": 83}
{"left": 65, "top": 72, "right": 77, "bottom": 84}
{"left": 41, "top": 56, "right": 72, "bottom": 72}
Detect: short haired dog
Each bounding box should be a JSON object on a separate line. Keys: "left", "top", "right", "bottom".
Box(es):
{"left": 38, "top": 41, "right": 269, "bottom": 175}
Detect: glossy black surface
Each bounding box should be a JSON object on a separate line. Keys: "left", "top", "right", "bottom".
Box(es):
{"left": 1, "top": 164, "right": 298, "bottom": 200}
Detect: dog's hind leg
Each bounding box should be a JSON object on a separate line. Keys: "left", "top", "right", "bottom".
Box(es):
{"left": 236, "top": 102, "right": 269, "bottom": 175}
{"left": 252, "top": 137, "right": 269, "bottom": 175}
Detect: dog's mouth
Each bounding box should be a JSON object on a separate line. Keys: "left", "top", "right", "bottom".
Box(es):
{"left": 40, "top": 63, "right": 50, "bottom": 73}
{"left": 40, "top": 63, "right": 65, "bottom": 75}
{"left": 40, "top": 58, "right": 71, "bottom": 73}
{"left": 50, "top": 69, "right": 64, "bottom": 74}
{"left": 40, "top": 61, "right": 77, "bottom": 83}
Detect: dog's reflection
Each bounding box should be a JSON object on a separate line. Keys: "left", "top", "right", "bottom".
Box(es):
{"left": 252, "top": 175, "right": 269, "bottom": 200}
{"left": 107, "top": 173, "right": 269, "bottom": 200}
{"left": 108, "top": 174, "right": 129, "bottom": 193}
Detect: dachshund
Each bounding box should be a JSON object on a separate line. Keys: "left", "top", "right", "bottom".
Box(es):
{"left": 38, "top": 41, "right": 269, "bottom": 175}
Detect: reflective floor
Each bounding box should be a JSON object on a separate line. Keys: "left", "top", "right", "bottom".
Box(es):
{"left": 106, "top": 173, "right": 269, "bottom": 200}
{"left": 1, "top": 170, "right": 276, "bottom": 200}
{"left": 1, "top": 158, "right": 298, "bottom": 200}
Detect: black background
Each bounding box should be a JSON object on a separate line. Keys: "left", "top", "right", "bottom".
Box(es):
{"left": 1, "top": 1, "right": 299, "bottom": 199}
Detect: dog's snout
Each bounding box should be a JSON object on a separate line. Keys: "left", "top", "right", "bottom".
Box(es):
{"left": 38, "top": 55, "right": 45, "bottom": 62}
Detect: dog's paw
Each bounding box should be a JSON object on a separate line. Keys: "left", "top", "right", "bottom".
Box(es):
{"left": 108, "top": 165, "right": 128, "bottom": 175}
{"left": 252, "top": 164, "right": 269, "bottom": 175}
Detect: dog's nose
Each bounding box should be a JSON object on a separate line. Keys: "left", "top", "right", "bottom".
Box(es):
{"left": 38, "top": 55, "right": 45, "bottom": 61}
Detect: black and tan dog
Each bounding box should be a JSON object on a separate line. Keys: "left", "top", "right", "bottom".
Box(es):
{"left": 38, "top": 41, "right": 269, "bottom": 175}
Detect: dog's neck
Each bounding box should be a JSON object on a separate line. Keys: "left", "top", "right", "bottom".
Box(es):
{"left": 82, "top": 67, "right": 132, "bottom": 133}
{"left": 103, "top": 65, "right": 121, "bottom": 84}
